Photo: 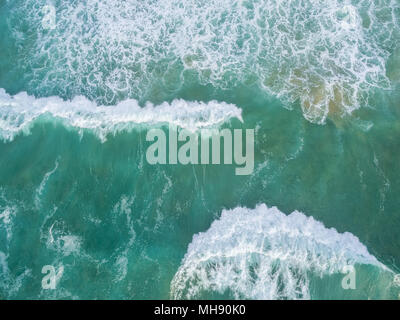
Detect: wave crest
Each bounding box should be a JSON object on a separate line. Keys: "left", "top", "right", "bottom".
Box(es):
{"left": 6, "top": 0, "right": 400, "bottom": 123}
{"left": 0, "top": 89, "right": 242, "bottom": 141}
{"left": 171, "top": 204, "right": 386, "bottom": 299}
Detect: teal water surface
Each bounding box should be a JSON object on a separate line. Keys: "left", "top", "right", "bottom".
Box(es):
{"left": 0, "top": 0, "right": 400, "bottom": 299}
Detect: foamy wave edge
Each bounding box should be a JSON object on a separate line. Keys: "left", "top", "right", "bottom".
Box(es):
{"left": 0, "top": 89, "right": 242, "bottom": 142}
{"left": 171, "top": 204, "right": 391, "bottom": 300}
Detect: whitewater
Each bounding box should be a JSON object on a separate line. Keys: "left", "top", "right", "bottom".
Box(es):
{"left": 0, "top": 0, "right": 399, "bottom": 300}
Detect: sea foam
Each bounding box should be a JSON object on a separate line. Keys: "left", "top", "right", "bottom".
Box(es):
{"left": 6, "top": 0, "right": 400, "bottom": 123}
{"left": 171, "top": 204, "right": 388, "bottom": 300}
{"left": 0, "top": 89, "right": 242, "bottom": 141}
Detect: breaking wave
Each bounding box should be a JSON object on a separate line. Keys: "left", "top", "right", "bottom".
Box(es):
{"left": 171, "top": 204, "right": 389, "bottom": 299}
{"left": 0, "top": 89, "right": 242, "bottom": 141}
{"left": 5, "top": 0, "right": 400, "bottom": 123}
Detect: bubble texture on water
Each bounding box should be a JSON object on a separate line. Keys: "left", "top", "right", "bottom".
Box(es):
{"left": 5, "top": 0, "right": 400, "bottom": 123}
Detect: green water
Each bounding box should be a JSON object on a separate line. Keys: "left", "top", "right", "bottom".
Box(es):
{"left": 0, "top": 0, "right": 400, "bottom": 299}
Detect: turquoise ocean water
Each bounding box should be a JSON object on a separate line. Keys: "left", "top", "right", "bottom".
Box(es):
{"left": 0, "top": 0, "right": 400, "bottom": 299}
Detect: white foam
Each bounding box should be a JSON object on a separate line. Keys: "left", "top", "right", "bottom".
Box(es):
{"left": 111, "top": 195, "right": 136, "bottom": 282}
{"left": 0, "top": 251, "right": 31, "bottom": 297}
{"left": 45, "top": 223, "right": 83, "bottom": 257}
{"left": 35, "top": 158, "right": 59, "bottom": 208}
{"left": 0, "top": 192, "right": 18, "bottom": 246}
{"left": 57, "top": 235, "right": 82, "bottom": 257}
{"left": 0, "top": 251, "right": 8, "bottom": 277}
{"left": 0, "top": 206, "right": 16, "bottom": 246}
{"left": 0, "top": 89, "right": 242, "bottom": 141}
{"left": 171, "top": 204, "right": 387, "bottom": 300}
{"left": 8, "top": 0, "right": 400, "bottom": 123}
